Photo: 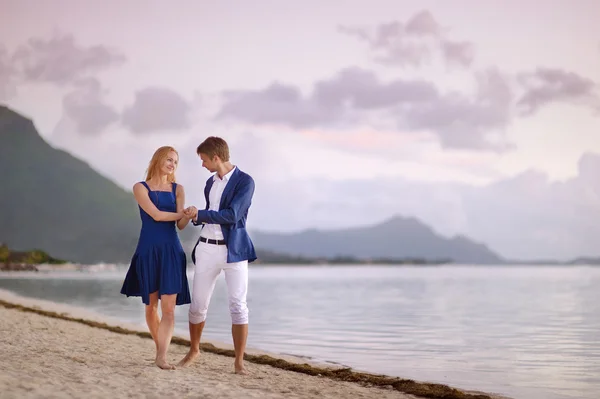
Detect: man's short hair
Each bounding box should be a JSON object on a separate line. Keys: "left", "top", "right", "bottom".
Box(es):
{"left": 196, "top": 136, "right": 230, "bottom": 161}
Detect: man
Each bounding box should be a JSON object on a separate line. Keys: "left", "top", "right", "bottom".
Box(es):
{"left": 178, "top": 136, "right": 257, "bottom": 374}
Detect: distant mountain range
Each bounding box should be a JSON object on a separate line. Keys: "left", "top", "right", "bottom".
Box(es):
{"left": 250, "top": 216, "right": 504, "bottom": 264}
{"left": 504, "top": 256, "right": 600, "bottom": 266}
{"left": 2, "top": 104, "right": 595, "bottom": 266}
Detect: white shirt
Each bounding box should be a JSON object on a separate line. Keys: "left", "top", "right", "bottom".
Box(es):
{"left": 199, "top": 166, "right": 236, "bottom": 240}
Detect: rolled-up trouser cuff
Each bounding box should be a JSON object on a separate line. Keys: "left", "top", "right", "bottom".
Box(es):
{"left": 189, "top": 310, "right": 207, "bottom": 324}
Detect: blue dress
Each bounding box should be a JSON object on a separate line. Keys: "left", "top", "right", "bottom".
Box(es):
{"left": 120, "top": 181, "right": 191, "bottom": 306}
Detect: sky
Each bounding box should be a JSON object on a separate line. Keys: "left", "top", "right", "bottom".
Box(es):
{"left": 1, "top": 0, "right": 599, "bottom": 260}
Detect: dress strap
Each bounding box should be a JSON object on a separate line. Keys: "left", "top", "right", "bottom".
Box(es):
{"left": 171, "top": 182, "right": 177, "bottom": 196}
{"left": 140, "top": 181, "right": 150, "bottom": 191}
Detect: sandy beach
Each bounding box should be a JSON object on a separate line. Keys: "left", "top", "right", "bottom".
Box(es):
{"left": 0, "top": 289, "right": 507, "bottom": 399}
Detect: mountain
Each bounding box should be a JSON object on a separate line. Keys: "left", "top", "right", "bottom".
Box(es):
{"left": 253, "top": 247, "right": 452, "bottom": 265}
{"left": 568, "top": 257, "right": 600, "bottom": 265}
{"left": 250, "top": 216, "right": 504, "bottom": 264}
{"left": 1, "top": 105, "right": 503, "bottom": 265}
{"left": 0, "top": 105, "right": 145, "bottom": 263}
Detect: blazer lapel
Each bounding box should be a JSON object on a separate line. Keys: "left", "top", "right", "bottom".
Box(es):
{"left": 204, "top": 178, "right": 214, "bottom": 209}
{"left": 219, "top": 168, "right": 240, "bottom": 209}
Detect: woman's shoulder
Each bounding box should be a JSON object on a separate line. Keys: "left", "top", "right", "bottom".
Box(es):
{"left": 133, "top": 181, "right": 149, "bottom": 191}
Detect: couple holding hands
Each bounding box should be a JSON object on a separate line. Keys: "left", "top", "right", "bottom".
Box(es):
{"left": 120, "top": 136, "right": 256, "bottom": 373}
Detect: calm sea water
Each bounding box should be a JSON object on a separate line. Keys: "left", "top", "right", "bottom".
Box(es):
{"left": 1, "top": 265, "right": 599, "bottom": 399}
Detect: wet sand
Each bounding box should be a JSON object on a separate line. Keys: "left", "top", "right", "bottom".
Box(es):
{"left": 0, "top": 289, "right": 508, "bottom": 399}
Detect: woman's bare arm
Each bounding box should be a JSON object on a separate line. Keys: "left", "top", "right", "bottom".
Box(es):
{"left": 133, "top": 183, "right": 184, "bottom": 222}
{"left": 175, "top": 184, "right": 191, "bottom": 230}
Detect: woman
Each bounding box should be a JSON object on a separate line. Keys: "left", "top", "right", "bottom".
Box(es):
{"left": 121, "top": 146, "right": 192, "bottom": 370}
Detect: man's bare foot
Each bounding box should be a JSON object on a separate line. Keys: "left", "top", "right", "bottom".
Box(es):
{"left": 177, "top": 350, "right": 200, "bottom": 367}
{"left": 155, "top": 359, "right": 176, "bottom": 370}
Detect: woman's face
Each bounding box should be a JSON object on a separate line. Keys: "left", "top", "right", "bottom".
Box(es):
{"left": 160, "top": 151, "right": 178, "bottom": 175}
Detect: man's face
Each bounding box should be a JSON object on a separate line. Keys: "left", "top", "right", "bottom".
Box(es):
{"left": 199, "top": 153, "right": 218, "bottom": 172}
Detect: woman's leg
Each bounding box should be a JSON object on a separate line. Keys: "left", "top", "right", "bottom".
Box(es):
{"left": 145, "top": 291, "right": 160, "bottom": 354}
{"left": 155, "top": 293, "right": 177, "bottom": 370}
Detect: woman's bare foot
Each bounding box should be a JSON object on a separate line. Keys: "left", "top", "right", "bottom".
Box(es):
{"left": 155, "top": 358, "right": 176, "bottom": 370}
{"left": 177, "top": 350, "right": 200, "bottom": 367}
{"left": 234, "top": 360, "right": 248, "bottom": 375}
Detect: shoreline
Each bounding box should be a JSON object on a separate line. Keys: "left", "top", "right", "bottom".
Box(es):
{"left": 0, "top": 288, "right": 509, "bottom": 399}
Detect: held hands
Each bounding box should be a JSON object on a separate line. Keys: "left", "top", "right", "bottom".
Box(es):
{"left": 183, "top": 206, "right": 198, "bottom": 221}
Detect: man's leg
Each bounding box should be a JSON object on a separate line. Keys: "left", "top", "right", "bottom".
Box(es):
{"left": 178, "top": 242, "right": 221, "bottom": 367}
{"left": 223, "top": 259, "right": 249, "bottom": 374}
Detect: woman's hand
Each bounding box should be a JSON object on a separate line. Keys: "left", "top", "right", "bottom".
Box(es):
{"left": 183, "top": 206, "right": 198, "bottom": 220}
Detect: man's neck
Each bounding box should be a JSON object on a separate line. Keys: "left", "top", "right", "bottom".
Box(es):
{"left": 216, "top": 162, "right": 234, "bottom": 179}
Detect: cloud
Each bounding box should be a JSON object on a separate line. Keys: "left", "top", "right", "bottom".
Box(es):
{"left": 218, "top": 67, "right": 514, "bottom": 151}
{"left": 11, "top": 33, "right": 125, "bottom": 85}
{"left": 517, "top": 68, "right": 599, "bottom": 115}
{"left": 339, "top": 10, "right": 475, "bottom": 68}
{"left": 313, "top": 67, "right": 438, "bottom": 109}
{"left": 5, "top": 33, "right": 194, "bottom": 136}
{"left": 404, "top": 10, "right": 441, "bottom": 36}
{"left": 578, "top": 151, "right": 600, "bottom": 183}
{"left": 0, "top": 46, "right": 17, "bottom": 100}
{"left": 398, "top": 68, "right": 514, "bottom": 151}
{"left": 460, "top": 152, "right": 600, "bottom": 260}
{"left": 62, "top": 78, "right": 119, "bottom": 134}
{"left": 58, "top": 80, "right": 193, "bottom": 136}
{"left": 245, "top": 151, "right": 600, "bottom": 261}
{"left": 121, "top": 87, "right": 192, "bottom": 134}
{"left": 217, "top": 82, "right": 337, "bottom": 128}
{"left": 441, "top": 40, "right": 475, "bottom": 69}
{"left": 217, "top": 68, "right": 438, "bottom": 129}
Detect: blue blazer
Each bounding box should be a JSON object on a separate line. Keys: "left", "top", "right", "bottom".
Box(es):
{"left": 191, "top": 167, "right": 257, "bottom": 264}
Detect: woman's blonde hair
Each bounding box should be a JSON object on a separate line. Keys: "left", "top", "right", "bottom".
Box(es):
{"left": 145, "top": 146, "right": 179, "bottom": 183}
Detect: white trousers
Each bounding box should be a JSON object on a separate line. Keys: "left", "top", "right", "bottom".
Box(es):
{"left": 188, "top": 241, "right": 249, "bottom": 325}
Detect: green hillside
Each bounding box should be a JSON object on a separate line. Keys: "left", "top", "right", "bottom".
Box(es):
{"left": 0, "top": 105, "right": 143, "bottom": 263}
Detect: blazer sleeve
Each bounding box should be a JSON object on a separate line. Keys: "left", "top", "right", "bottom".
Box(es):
{"left": 191, "top": 180, "right": 212, "bottom": 226}
{"left": 195, "top": 177, "right": 254, "bottom": 225}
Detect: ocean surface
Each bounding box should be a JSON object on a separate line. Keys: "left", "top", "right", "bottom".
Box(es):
{"left": 1, "top": 264, "right": 598, "bottom": 399}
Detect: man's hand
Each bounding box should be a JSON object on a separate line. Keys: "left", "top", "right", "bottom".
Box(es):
{"left": 184, "top": 206, "right": 198, "bottom": 221}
